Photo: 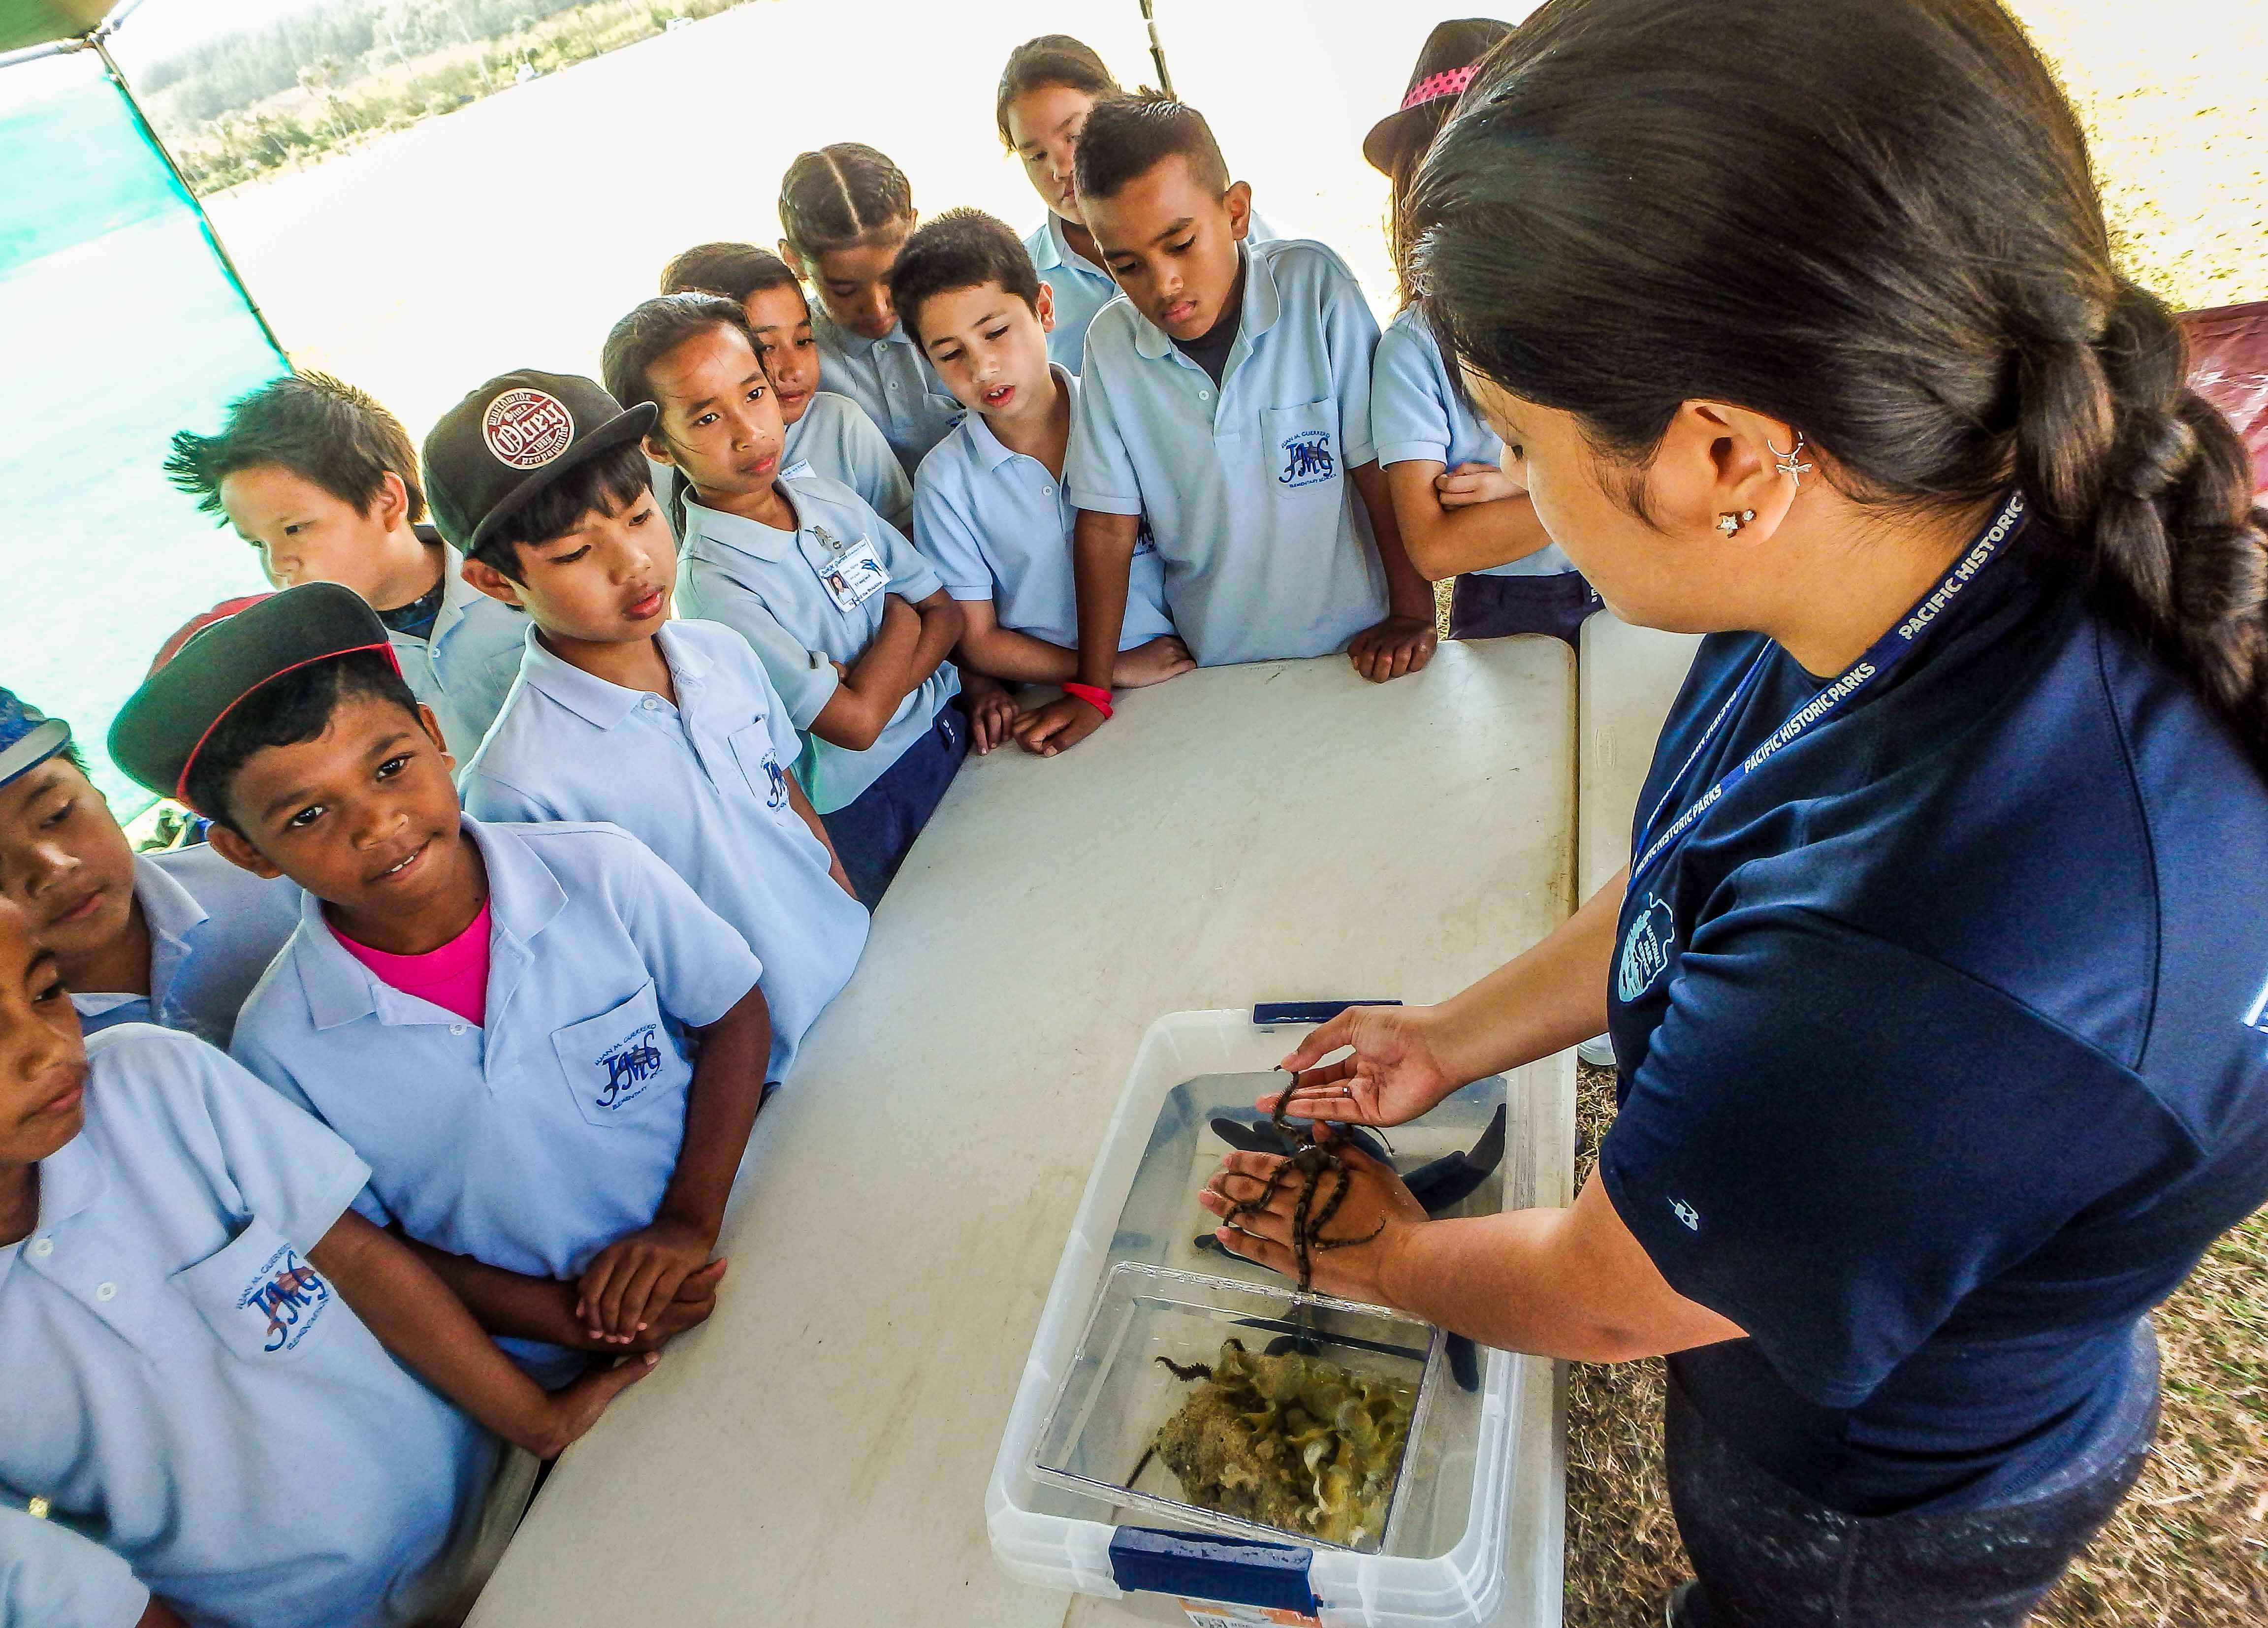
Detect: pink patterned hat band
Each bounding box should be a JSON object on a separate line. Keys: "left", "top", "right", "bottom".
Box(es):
{"left": 1398, "top": 64, "right": 1480, "bottom": 113}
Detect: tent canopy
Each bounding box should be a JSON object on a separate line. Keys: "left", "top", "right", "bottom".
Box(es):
{"left": 0, "top": 1, "right": 106, "bottom": 54}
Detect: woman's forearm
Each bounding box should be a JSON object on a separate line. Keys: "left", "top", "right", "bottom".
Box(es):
{"left": 1432, "top": 867, "right": 1625, "bottom": 1084}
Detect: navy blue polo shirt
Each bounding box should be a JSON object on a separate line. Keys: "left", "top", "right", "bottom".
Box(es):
{"left": 1600, "top": 500, "right": 2268, "bottom": 1515}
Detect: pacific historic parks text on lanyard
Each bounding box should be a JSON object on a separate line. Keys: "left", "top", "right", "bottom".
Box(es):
{"left": 1615, "top": 490, "right": 2031, "bottom": 1004}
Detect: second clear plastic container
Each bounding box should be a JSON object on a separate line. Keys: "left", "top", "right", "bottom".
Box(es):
{"left": 1032, "top": 1262, "right": 1446, "bottom": 1556}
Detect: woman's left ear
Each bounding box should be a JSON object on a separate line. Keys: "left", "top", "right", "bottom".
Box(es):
{"left": 459, "top": 555, "right": 526, "bottom": 610}
{"left": 1673, "top": 402, "right": 1791, "bottom": 537}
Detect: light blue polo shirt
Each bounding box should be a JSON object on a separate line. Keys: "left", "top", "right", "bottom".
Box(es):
{"left": 1065, "top": 237, "right": 1388, "bottom": 667}
{"left": 461, "top": 620, "right": 868, "bottom": 1082}
{"left": 392, "top": 531, "right": 530, "bottom": 759}
{"left": 230, "top": 816, "right": 763, "bottom": 1385}
{"left": 0, "top": 1024, "right": 498, "bottom": 1628}
{"left": 677, "top": 477, "right": 961, "bottom": 816}
{"left": 781, "top": 390, "right": 914, "bottom": 535}
{"left": 810, "top": 307, "right": 964, "bottom": 476}
{"left": 912, "top": 366, "right": 1175, "bottom": 652}
{"left": 1025, "top": 210, "right": 1277, "bottom": 376}
{"left": 70, "top": 844, "right": 299, "bottom": 1050}
{"left": 1370, "top": 306, "right": 1576, "bottom": 579}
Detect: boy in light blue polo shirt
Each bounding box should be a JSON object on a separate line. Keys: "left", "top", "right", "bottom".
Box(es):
{"left": 660, "top": 240, "right": 914, "bottom": 532}
{"left": 777, "top": 144, "right": 963, "bottom": 475}
{"left": 1018, "top": 93, "right": 1439, "bottom": 756}
{"left": 166, "top": 373, "right": 529, "bottom": 760}
{"left": 0, "top": 688, "right": 296, "bottom": 1050}
{"left": 891, "top": 208, "right": 1192, "bottom": 711}
{"left": 0, "top": 899, "right": 653, "bottom": 1628}
{"left": 109, "top": 582, "right": 771, "bottom": 1385}
{"left": 604, "top": 293, "right": 969, "bottom": 905}
{"left": 994, "top": 33, "right": 1281, "bottom": 375}
{"left": 440, "top": 371, "right": 869, "bottom": 1082}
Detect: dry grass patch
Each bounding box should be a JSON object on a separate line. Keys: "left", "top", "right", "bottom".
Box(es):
{"left": 1563, "top": 1063, "right": 2268, "bottom": 1627}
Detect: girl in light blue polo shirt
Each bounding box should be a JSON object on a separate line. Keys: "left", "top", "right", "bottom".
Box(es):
{"left": 776, "top": 145, "right": 963, "bottom": 476}
{"left": 658, "top": 241, "right": 912, "bottom": 532}
{"left": 1363, "top": 22, "right": 1603, "bottom": 647}
{"left": 0, "top": 899, "right": 651, "bottom": 1628}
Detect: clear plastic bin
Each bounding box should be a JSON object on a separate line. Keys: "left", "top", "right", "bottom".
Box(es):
{"left": 1032, "top": 1263, "right": 1446, "bottom": 1556}
{"left": 989, "top": 1008, "right": 1568, "bottom": 1627}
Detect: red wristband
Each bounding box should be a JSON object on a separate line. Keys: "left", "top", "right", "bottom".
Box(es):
{"left": 1061, "top": 681, "right": 1114, "bottom": 720}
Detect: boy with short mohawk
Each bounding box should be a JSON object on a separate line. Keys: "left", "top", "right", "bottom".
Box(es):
{"left": 890, "top": 207, "right": 1192, "bottom": 716}
{"left": 165, "top": 373, "right": 529, "bottom": 760}
{"left": 1017, "top": 92, "right": 1438, "bottom": 756}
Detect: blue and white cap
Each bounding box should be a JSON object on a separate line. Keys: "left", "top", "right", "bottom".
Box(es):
{"left": 0, "top": 688, "right": 70, "bottom": 788}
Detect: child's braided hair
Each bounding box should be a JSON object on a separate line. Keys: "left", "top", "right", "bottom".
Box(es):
{"left": 777, "top": 143, "right": 913, "bottom": 260}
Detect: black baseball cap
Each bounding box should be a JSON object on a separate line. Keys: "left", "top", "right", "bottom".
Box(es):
{"left": 422, "top": 369, "right": 656, "bottom": 557}
{"left": 109, "top": 582, "right": 397, "bottom": 811}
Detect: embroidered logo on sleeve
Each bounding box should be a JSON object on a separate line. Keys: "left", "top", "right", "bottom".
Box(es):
{"left": 236, "top": 1244, "right": 333, "bottom": 1353}
{"left": 482, "top": 388, "right": 576, "bottom": 469}
{"left": 1278, "top": 429, "right": 1337, "bottom": 488}
{"left": 595, "top": 1023, "right": 666, "bottom": 1110}
{"left": 1616, "top": 894, "right": 1677, "bottom": 1003}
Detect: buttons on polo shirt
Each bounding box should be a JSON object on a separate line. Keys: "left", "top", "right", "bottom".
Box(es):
{"left": 450, "top": 1024, "right": 468, "bottom": 1037}
{"left": 30, "top": 1237, "right": 53, "bottom": 1257}
{"left": 641, "top": 696, "right": 659, "bottom": 711}
{"left": 96, "top": 1282, "right": 118, "bottom": 1301}
{"left": 1197, "top": 390, "right": 1211, "bottom": 401}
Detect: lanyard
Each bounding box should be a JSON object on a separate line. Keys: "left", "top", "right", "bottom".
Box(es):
{"left": 1628, "top": 490, "right": 2030, "bottom": 895}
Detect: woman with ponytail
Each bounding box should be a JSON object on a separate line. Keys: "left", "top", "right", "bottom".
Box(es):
{"left": 1196, "top": 3, "right": 2268, "bottom": 1623}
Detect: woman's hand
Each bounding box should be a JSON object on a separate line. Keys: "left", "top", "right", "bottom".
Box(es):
{"left": 1265, "top": 1003, "right": 1464, "bottom": 1128}
{"left": 1198, "top": 1132, "right": 1429, "bottom": 1305}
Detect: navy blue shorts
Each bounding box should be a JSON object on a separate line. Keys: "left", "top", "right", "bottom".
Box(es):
{"left": 1447, "top": 569, "right": 1603, "bottom": 647}
{"left": 822, "top": 703, "right": 968, "bottom": 908}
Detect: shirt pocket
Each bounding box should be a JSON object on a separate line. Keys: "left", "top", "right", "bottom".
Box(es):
{"left": 729, "top": 719, "right": 796, "bottom": 821}
{"left": 170, "top": 1214, "right": 340, "bottom": 1363}
{"left": 549, "top": 980, "right": 691, "bottom": 1127}
{"left": 1264, "top": 399, "right": 1345, "bottom": 499}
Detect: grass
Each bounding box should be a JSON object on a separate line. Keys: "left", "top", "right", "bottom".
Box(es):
{"left": 1563, "top": 1063, "right": 2268, "bottom": 1627}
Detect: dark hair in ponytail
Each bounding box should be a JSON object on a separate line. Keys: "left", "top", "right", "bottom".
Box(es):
{"left": 1407, "top": 0, "right": 2268, "bottom": 768}
{"left": 995, "top": 34, "right": 1123, "bottom": 149}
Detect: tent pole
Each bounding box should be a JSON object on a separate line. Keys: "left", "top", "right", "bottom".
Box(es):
{"left": 1139, "top": 0, "right": 1174, "bottom": 97}
{"left": 89, "top": 32, "right": 287, "bottom": 362}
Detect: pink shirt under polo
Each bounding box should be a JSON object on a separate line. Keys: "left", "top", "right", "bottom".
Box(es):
{"left": 329, "top": 901, "right": 491, "bottom": 1028}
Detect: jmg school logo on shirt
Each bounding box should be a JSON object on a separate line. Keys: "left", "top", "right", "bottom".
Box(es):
{"left": 237, "top": 1243, "right": 333, "bottom": 1353}
{"left": 1278, "top": 429, "right": 1336, "bottom": 488}
{"left": 596, "top": 1023, "right": 665, "bottom": 1110}
{"left": 1617, "top": 894, "right": 1676, "bottom": 1003}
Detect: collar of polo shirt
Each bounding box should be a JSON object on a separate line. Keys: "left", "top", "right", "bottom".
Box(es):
{"left": 519, "top": 622, "right": 713, "bottom": 731}
{"left": 681, "top": 496, "right": 806, "bottom": 564}
{"left": 290, "top": 817, "right": 566, "bottom": 1032}
{"left": 1131, "top": 243, "right": 1281, "bottom": 362}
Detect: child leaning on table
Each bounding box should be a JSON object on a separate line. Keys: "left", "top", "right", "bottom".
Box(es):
{"left": 659, "top": 241, "right": 913, "bottom": 534}
{"left": 437, "top": 368, "right": 869, "bottom": 1085}
{"left": 0, "top": 894, "right": 651, "bottom": 1628}
{"left": 1016, "top": 92, "right": 1439, "bottom": 757}
{"left": 107, "top": 584, "right": 772, "bottom": 1387}
{"left": 1363, "top": 19, "right": 1602, "bottom": 646}
{"left": 603, "top": 293, "right": 969, "bottom": 905}
{"left": 890, "top": 207, "right": 1193, "bottom": 748}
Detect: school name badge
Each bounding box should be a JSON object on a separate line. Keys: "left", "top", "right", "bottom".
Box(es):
{"left": 1278, "top": 428, "right": 1336, "bottom": 488}
{"left": 236, "top": 1242, "right": 333, "bottom": 1354}
{"left": 1617, "top": 893, "right": 1676, "bottom": 1003}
